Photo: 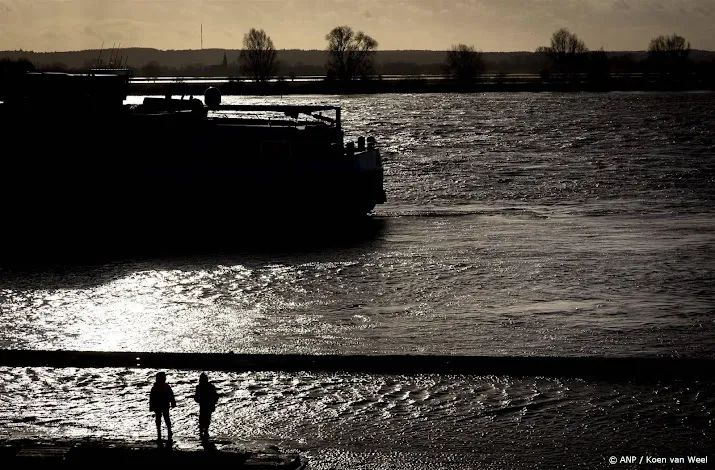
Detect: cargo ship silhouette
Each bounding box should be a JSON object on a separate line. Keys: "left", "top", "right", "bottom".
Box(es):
{"left": 0, "top": 68, "right": 386, "bottom": 261}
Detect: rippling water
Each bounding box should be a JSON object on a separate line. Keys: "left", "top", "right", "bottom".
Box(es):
{"left": 1, "top": 92, "right": 714, "bottom": 468}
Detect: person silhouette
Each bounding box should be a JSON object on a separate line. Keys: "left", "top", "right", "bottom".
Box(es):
{"left": 193, "top": 372, "right": 219, "bottom": 440}
{"left": 149, "top": 371, "right": 176, "bottom": 442}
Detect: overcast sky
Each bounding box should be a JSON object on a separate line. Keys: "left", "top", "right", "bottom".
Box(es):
{"left": 1, "top": 0, "right": 713, "bottom": 52}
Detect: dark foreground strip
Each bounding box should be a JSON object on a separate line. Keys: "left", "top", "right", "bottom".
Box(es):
{"left": 1, "top": 438, "right": 305, "bottom": 469}
{"left": 0, "top": 350, "right": 712, "bottom": 381}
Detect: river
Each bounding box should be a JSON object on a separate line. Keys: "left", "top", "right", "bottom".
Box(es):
{"left": 1, "top": 91, "right": 713, "bottom": 468}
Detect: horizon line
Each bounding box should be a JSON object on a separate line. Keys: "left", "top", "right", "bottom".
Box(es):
{"left": 8, "top": 47, "right": 707, "bottom": 54}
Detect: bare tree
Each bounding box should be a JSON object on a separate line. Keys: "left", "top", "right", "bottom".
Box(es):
{"left": 648, "top": 34, "right": 690, "bottom": 58}
{"left": 647, "top": 34, "right": 691, "bottom": 75}
{"left": 239, "top": 28, "right": 278, "bottom": 83}
{"left": 536, "top": 28, "right": 589, "bottom": 79}
{"left": 325, "top": 26, "right": 378, "bottom": 81}
{"left": 443, "top": 44, "right": 484, "bottom": 83}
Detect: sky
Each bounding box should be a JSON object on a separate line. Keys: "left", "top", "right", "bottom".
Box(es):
{"left": 0, "top": 0, "right": 713, "bottom": 52}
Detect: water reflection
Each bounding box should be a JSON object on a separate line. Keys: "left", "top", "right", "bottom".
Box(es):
{"left": 1, "top": 211, "right": 714, "bottom": 357}
{"left": 1, "top": 367, "right": 711, "bottom": 468}
{"left": 0, "top": 217, "right": 388, "bottom": 353}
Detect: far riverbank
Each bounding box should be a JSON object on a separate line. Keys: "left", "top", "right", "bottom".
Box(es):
{"left": 128, "top": 76, "right": 715, "bottom": 96}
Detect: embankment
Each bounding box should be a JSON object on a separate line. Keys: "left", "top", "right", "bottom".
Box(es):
{"left": 1, "top": 349, "right": 712, "bottom": 382}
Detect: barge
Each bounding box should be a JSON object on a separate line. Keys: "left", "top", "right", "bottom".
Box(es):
{"left": 0, "top": 70, "right": 386, "bottom": 260}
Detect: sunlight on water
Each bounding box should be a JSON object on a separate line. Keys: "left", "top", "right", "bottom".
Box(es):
{"left": 1, "top": 209, "right": 713, "bottom": 356}
{"left": 0, "top": 367, "right": 711, "bottom": 468}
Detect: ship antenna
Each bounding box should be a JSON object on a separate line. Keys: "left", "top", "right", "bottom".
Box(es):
{"left": 96, "top": 42, "right": 104, "bottom": 69}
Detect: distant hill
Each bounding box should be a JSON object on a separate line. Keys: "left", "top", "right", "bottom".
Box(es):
{"left": 2, "top": 48, "right": 714, "bottom": 75}
{"left": 0, "top": 48, "right": 468, "bottom": 70}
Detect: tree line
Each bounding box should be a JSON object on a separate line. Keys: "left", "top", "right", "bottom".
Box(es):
{"left": 3, "top": 26, "right": 714, "bottom": 85}
{"left": 444, "top": 29, "right": 706, "bottom": 84}
{"left": 228, "top": 26, "right": 712, "bottom": 84}
{"left": 227, "top": 26, "right": 712, "bottom": 85}
{"left": 532, "top": 29, "right": 697, "bottom": 82}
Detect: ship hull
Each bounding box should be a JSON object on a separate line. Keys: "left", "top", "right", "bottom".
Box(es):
{"left": 0, "top": 110, "right": 386, "bottom": 263}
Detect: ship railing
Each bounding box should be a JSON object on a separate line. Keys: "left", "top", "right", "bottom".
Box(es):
{"left": 213, "top": 104, "right": 341, "bottom": 130}
{"left": 89, "top": 68, "right": 131, "bottom": 76}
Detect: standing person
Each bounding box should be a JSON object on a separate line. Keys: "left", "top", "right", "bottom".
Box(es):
{"left": 149, "top": 371, "right": 176, "bottom": 442}
{"left": 194, "top": 372, "right": 219, "bottom": 440}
